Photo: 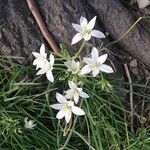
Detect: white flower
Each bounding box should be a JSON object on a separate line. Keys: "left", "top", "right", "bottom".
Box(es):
{"left": 71, "top": 16, "right": 106, "bottom": 45}
{"left": 50, "top": 92, "right": 85, "bottom": 124}
{"left": 32, "top": 44, "right": 47, "bottom": 70}
{"left": 64, "top": 59, "right": 80, "bottom": 74}
{"left": 24, "top": 118, "right": 36, "bottom": 129}
{"left": 65, "top": 81, "right": 89, "bottom": 104}
{"left": 32, "top": 44, "right": 55, "bottom": 82}
{"left": 80, "top": 47, "right": 114, "bottom": 77}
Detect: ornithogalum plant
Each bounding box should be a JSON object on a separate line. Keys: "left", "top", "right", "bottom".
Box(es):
{"left": 32, "top": 15, "right": 114, "bottom": 147}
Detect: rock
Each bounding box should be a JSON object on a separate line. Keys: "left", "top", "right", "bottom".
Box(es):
{"left": 137, "top": 0, "right": 150, "bottom": 9}
{"left": 130, "top": 59, "right": 137, "bottom": 68}
{"left": 87, "top": 0, "right": 150, "bottom": 70}
{"left": 0, "top": 0, "right": 150, "bottom": 71}
{"left": 0, "top": 32, "right": 2, "bottom": 39}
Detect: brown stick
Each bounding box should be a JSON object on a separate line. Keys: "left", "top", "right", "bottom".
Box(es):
{"left": 124, "top": 63, "right": 134, "bottom": 133}
{"left": 26, "top": 0, "right": 60, "bottom": 53}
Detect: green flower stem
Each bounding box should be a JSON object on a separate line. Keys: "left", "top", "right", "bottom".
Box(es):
{"left": 58, "top": 117, "right": 78, "bottom": 150}
{"left": 57, "top": 121, "right": 60, "bottom": 148}
{"left": 73, "top": 131, "right": 95, "bottom": 150}
{"left": 74, "top": 41, "right": 86, "bottom": 59}
{"left": 58, "top": 100, "right": 84, "bottom": 150}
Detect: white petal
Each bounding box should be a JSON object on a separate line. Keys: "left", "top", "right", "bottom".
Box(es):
{"left": 87, "top": 16, "right": 96, "bottom": 30}
{"left": 91, "top": 47, "right": 99, "bottom": 59}
{"left": 80, "top": 65, "right": 91, "bottom": 75}
{"left": 72, "top": 106, "right": 85, "bottom": 116}
{"left": 83, "top": 58, "right": 92, "bottom": 64}
{"left": 65, "top": 89, "right": 73, "bottom": 99}
{"left": 73, "top": 92, "right": 79, "bottom": 104}
{"left": 36, "top": 66, "right": 39, "bottom": 70}
{"left": 35, "top": 64, "right": 40, "bottom": 70}
{"left": 56, "top": 93, "right": 67, "bottom": 104}
{"left": 83, "top": 34, "right": 91, "bottom": 41}
{"left": 28, "top": 120, "right": 34, "bottom": 126}
{"left": 77, "top": 88, "right": 82, "bottom": 93}
{"left": 72, "top": 23, "right": 81, "bottom": 32}
{"left": 92, "top": 68, "right": 100, "bottom": 77}
{"left": 30, "top": 124, "right": 36, "bottom": 129}
{"left": 33, "top": 59, "right": 38, "bottom": 66}
{"left": 64, "top": 60, "right": 72, "bottom": 69}
{"left": 80, "top": 16, "right": 88, "bottom": 28}
{"left": 68, "top": 80, "right": 77, "bottom": 89}
{"left": 49, "top": 54, "right": 54, "bottom": 66}
{"left": 40, "top": 44, "right": 47, "bottom": 58}
{"left": 33, "top": 59, "right": 45, "bottom": 69}
{"left": 36, "top": 68, "right": 47, "bottom": 75}
{"left": 91, "top": 30, "right": 106, "bottom": 38}
{"left": 40, "top": 44, "right": 45, "bottom": 53}
{"left": 64, "top": 61, "right": 69, "bottom": 67}
{"left": 79, "top": 91, "right": 89, "bottom": 98}
{"left": 99, "top": 64, "right": 114, "bottom": 73}
{"left": 56, "top": 109, "right": 66, "bottom": 120}
{"left": 80, "top": 16, "right": 85, "bottom": 24}
{"left": 24, "top": 118, "right": 28, "bottom": 124}
{"left": 97, "top": 54, "right": 108, "bottom": 64}
{"left": 50, "top": 104, "right": 63, "bottom": 110}
{"left": 65, "top": 94, "right": 72, "bottom": 99}
{"left": 46, "top": 70, "right": 54, "bottom": 82}
{"left": 65, "top": 110, "right": 72, "bottom": 124}
{"left": 71, "top": 33, "right": 83, "bottom": 45}
{"left": 32, "top": 52, "right": 40, "bottom": 58}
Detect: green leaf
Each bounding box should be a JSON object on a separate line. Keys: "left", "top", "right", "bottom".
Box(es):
{"left": 60, "top": 43, "right": 71, "bottom": 58}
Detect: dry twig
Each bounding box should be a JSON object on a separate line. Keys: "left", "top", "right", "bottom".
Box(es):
{"left": 141, "top": 78, "right": 150, "bottom": 116}
{"left": 124, "top": 63, "right": 134, "bottom": 133}
{"left": 26, "top": 0, "right": 60, "bottom": 53}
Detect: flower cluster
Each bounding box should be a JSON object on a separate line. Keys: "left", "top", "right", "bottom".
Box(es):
{"left": 50, "top": 80, "right": 89, "bottom": 123}
{"left": 32, "top": 16, "right": 114, "bottom": 125}
{"left": 32, "top": 44, "right": 54, "bottom": 82}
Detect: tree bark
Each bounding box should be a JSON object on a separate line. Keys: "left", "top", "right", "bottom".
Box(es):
{"left": 0, "top": 0, "right": 150, "bottom": 69}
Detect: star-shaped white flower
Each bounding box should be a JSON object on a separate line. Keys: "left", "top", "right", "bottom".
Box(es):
{"left": 80, "top": 47, "right": 114, "bottom": 77}
{"left": 32, "top": 44, "right": 47, "bottom": 70}
{"left": 65, "top": 81, "right": 89, "bottom": 104}
{"left": 50, "top": 92, "right": 85, "bottom": 124}
{"left": 64, "top": 59, "right": 80, "bottom": 74}
{"left": 32, "top": 44, "right": 55, "bottom": 82}
{"left": 71, "top": 16, "right": 106, "bottom": 45}
{"left": 24, "top": 118, "right": 36, "bottom": 129}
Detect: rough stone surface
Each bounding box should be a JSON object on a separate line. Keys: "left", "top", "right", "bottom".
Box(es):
{"left": 0, "top": 0, "right": 107, "bottom": 62}
{"left": 87, "top": 0, "right": 150, "bottom": 69}
{"left": 0, "top": 0, "right": 150, "bottom": 70}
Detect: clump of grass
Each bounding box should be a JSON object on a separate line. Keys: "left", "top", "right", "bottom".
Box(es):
{"left": 0, "top": 57, "right": 74, "bottom": 149}
{"left": 0, "top": 56, "right": 150, "bottom": 150}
